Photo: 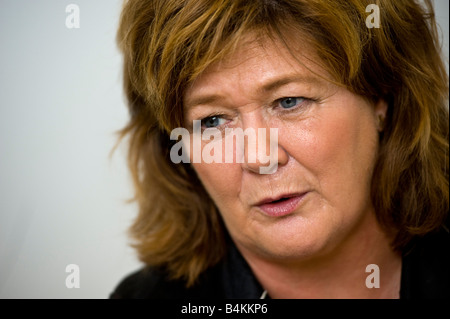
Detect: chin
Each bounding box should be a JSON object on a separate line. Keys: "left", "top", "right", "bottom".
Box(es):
{"left": 246, "top": 222, "right": 336, "bottom": 262}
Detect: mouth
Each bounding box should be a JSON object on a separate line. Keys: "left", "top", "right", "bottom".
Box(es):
{"left": 255, "top": 193, "right": 308, "bottom": 217}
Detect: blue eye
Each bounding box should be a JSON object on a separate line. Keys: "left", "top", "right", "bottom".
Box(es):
{"left": 201, "top": 116, "right": 226, "bottom": 128}
{"left": 279, "top": 97, "right": 304, "bottom": 109}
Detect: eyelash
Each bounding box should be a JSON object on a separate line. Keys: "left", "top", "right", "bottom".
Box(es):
{"left": 199, "top": 96, "right": 315, "bottom": 129}
{"left": 200, "top": 113, "right": 230, "bottom": 129}
{"left": 274, "top": 96, "right": 314, "bottom": 113}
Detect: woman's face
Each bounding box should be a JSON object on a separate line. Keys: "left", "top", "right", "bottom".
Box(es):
{"left": 183, "top": 35, "right": 387, "bottom": 263}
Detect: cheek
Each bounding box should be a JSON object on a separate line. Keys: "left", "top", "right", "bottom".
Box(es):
{"left": 191, "top": 162, "right": 242, "bottom": 208}
{"left": 313, "top": 114, "right": 357, "bottom": 173}
{"left": 283, "top": 105, "right": 378, "bottom": 198}
{"left": 283, "top": 113, "right": 352, "bottom": 169}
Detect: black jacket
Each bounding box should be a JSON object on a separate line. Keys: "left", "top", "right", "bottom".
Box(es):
{"left": 110, "top": 226, "right": 449, "bottom": 299}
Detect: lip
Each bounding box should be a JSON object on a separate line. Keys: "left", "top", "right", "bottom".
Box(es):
{"left": 255, "top": 192, "right": 308, "bottom": 217}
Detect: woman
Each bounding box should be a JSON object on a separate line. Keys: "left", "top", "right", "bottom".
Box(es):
{"left": 111, "top": 0, "right": 449, "bottom": 299}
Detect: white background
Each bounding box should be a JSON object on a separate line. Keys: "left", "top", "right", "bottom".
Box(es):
{"left": 0, "top": 0, "right": 448, "bottom": 298}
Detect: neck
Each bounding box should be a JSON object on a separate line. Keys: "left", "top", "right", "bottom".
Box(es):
{"left": 238, "top": 212, "right": 402, "bottom": 299}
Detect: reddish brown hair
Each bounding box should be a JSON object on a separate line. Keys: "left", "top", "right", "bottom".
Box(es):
{"left": 116, "top": 0, "right": 449, "bottom": 286}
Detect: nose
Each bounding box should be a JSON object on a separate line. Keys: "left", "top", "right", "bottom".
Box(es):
{"left": 241, "top": 117, "right": 289, "bottom": 174}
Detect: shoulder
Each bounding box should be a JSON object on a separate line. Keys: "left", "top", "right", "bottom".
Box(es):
{"left": 109, "top": 264, "right": 225, "bottom": 299}
{"left": 401, "top": 224, "right": 450, "bottom": 299}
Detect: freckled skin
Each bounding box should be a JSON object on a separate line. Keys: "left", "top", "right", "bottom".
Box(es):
{"left": 184, "top": 36, "right": 388, "bottom": 266}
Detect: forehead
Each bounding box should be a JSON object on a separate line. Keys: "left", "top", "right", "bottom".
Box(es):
{"left": 183, "top": 33, "right": 329, "bottom": 107}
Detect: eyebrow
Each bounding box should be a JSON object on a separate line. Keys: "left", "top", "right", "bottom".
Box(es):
{"left": 184, "top": 94, "right": 226, "bottom": 111}
{"left": 261, "top": 74, "right": 321, "bottom": 92}
{"left": 184, "top": 74, "right": 323, "bottom": 110}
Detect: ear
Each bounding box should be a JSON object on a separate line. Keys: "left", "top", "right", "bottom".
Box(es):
{"left": 374, "top": 99, "right": 388, "bottom": 132}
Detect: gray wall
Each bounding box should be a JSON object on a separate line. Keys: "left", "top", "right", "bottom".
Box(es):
{"left": 0, "top": 0, "right": 448, "bottom": 298}
{"left": 0, "top": 0, "right": 140, "bottom": 298}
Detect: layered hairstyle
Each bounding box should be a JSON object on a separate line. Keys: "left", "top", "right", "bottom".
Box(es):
{"left": 116, "top": 0, "right": 449, "bottom": 286}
